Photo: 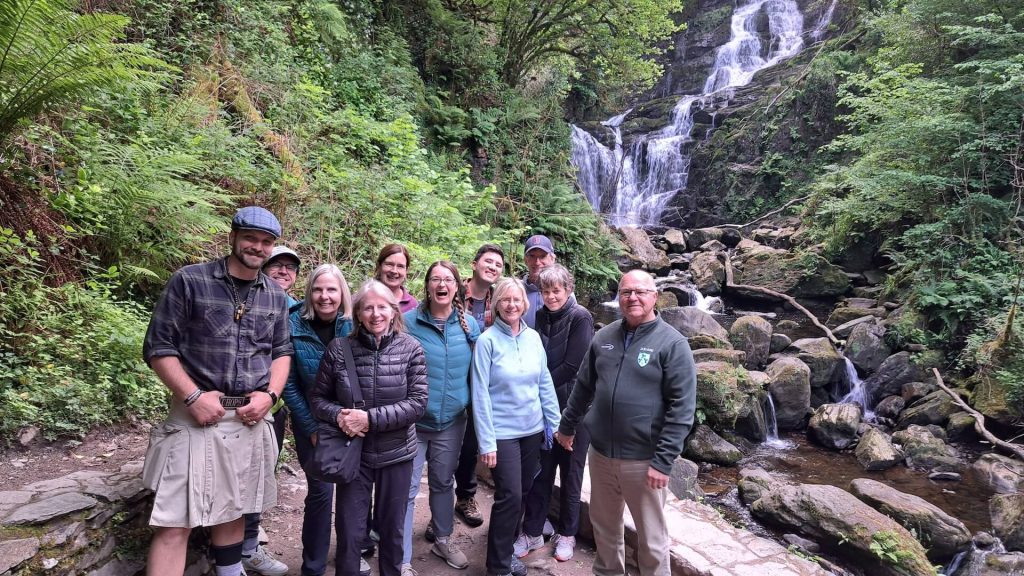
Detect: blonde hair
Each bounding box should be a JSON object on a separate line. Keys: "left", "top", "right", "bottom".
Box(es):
{"left": 351, "top": 279, "right": 406, "bottom": 337}
{"left": 490, "top": 277, "right": 529, "bottom": 323}
{"left": 300, "top": 264, "right": 353, "bottom": 321}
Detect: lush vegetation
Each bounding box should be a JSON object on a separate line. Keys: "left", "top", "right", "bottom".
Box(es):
{"left": 0, "top": 0, "right": 681, "bottom": 441}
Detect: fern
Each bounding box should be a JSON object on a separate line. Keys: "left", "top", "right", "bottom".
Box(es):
{"left": 0, "top": 0, "right": 171, "bottom": 148}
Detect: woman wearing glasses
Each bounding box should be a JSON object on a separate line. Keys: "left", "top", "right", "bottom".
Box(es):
{"left": 473, "top": 278, "right": 560, "bottom": 576}
{"left": 375, "top": 244, "right": 418, "bottom": 313}
{"left": 400, "top": 261, "right": 480, "bottom": 576}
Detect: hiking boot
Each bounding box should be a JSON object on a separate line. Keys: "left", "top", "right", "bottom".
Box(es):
{"left": 359, "top": 557, "right": 371, "bottom": 576}
{"left": 424, "top": 524, "right": 435, "bottom": 543}
{"left": 513, "top": 533, "right": 543, "bottom": 558}
{"left": 542, "top": 519, "right": 555, "bottom": 538}
{"left": 241, "top": 545, "right": 289, "bottom": 576}
{"left": 431, "top": 537, "right": 469, "bottom": 569}
{"left": 401, "top": 563, "right": 418, "bottom": 576}
{"left": 553, "top": 534, "right": 575, "bottom": 562}
{"left": 511, "top": 555, "right": 528, "bottom": 576}
{"left": 455, "top": 497, "right": 484, "bottom": 527}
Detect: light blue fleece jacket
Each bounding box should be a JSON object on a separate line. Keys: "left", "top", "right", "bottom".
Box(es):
{"left": 472, "top": 316, "right": 561, "bottom": 455}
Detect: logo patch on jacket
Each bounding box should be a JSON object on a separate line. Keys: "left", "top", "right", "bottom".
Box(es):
{"left": 637, "top": 347, "right": 653, "bottom": 367}
{"left": 601, "top": 343, "right": 614, "bottom": 351}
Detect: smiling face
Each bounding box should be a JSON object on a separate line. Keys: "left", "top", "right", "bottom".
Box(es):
{"left": 357, "top": 290, "right": 396, "bottom": 338}
{"left": 311, "top": 273, "right": 343, "bottom": 322}
{"left": 426, "top": 263, "right": 458, "bottom": 311}
{"left": 472, "top": 251, "right": 504, "bottom": 285}
{"left": 265, "top": 256, "right": 299, "bottom": 292}
{"left": 541, "top": 283, "right": 569, "bottom": 312}
{"left": 618, "top": 270, "right": 658, "bottom": 329}
{"left": 524, "top": 248, "right": 555, "bottom": 284}
{"left": 229, "top": 229, "right": 276, "bottom": 271}
{"left": 378, "top": 252, "right": 408, "bottom": 292}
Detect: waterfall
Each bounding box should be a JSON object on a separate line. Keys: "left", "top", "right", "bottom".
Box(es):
{"left": 572, "top": 0, "right": 818, "bottom": 225}
{"left": 810, "top": 0, "right": 838, "bottom": 41}
{"left": 763, "top": 394, "right": 795, "bottom": 449}
{"left": 839, "top": 357, "right": 876, "bottom": 421}
{"left": 689, "top": 287, "right": 722, "bottom": 314}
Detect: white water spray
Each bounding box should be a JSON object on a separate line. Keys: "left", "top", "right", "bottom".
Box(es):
{"left": 840, "top": 357, "right": 875, "bottom": 421}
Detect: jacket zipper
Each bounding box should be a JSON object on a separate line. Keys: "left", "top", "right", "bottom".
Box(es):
{"left": 609, "top": 334, "right": 629, "bottom": 458}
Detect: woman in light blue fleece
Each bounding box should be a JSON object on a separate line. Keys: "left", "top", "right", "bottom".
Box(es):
{"left": 472, "top": 277, "right": 560, "bottom": 576}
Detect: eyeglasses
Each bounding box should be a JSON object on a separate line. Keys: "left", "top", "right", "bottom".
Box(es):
{"left": 429, "top": 277, "right": 457, "bottom": 285}
{"left": 618, "top": 288, "right": 656, "bottom": 298}
{"left": 266, "top": 262, "right": 299, "bottom": 273}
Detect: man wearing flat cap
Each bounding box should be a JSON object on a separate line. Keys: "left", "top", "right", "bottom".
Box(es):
{"left": 522, "top": 234, "right": 557, "bottom": 328}
{"left": 142, "top": 206, "right": 293, "bottom": 576}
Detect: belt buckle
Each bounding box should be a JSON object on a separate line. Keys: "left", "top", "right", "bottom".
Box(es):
{"left": 219, "top": 396, "right": 249, "bottom": 409}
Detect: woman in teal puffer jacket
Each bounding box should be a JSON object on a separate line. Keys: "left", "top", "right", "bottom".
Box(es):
{"left": 400, "top": 261, "right": 480, "bottom": 576}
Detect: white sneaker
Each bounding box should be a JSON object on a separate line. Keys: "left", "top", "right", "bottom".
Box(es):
{"left": 542, "top": 519, "right": 555, "bottom": 538}
{"left": 401, "top": 563, "right": 419, "bottom": 576}
{"left": 554, "top": 534, "right": 575, "bottom": 562}
{"left": 513, "top": 532, "right": 544, "bottom": 558}
{"left": 241, "top": 545, "right": 288, "bottom": 576}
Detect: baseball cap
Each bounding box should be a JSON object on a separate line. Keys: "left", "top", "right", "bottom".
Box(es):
{"left": 232, "top": 206, "right": 281, "bottom": 238}
{"left": 524, "top": 234, "right": 554, "bottom": 255}
{"left": 265, "top": 246, "right": 301, "bottom": 268}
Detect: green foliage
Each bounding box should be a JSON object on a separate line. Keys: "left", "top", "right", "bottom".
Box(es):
{"left": 868, "top": 531, "right": 920, "bottom": 570}
{"left": 0, "top": 0, "right": 171, "bottom": 149}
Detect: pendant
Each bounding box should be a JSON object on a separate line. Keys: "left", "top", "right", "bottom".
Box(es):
{"left": 234, "top": 304, "right": 245, "bottom": 322}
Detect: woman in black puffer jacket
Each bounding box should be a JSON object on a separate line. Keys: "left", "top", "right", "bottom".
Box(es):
{"left": 310, "top": 279, "right": 428, "bottom": 576}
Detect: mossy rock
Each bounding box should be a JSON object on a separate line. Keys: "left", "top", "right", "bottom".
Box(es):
{"left": 734, "top": 250, "right": 850, "bottom": 299}
{"left": 696, "top": 361, "right": 751, "bottom": 431}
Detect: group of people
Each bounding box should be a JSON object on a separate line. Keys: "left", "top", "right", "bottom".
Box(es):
{"left": 140, "top": 206, "right": 698, "bottom": 576}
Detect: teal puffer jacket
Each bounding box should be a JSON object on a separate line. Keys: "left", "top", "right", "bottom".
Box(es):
{"left": 403, "top": 306, "right": 480, "bottom": 432}
{"left": 282, "top": 304, "right": 353, "bottom": 438}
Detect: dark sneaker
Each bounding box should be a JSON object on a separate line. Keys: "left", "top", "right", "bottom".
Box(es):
{"left": 510, "top": 555, "right": 528, "bottom": 576}
{"left": 455, "top": 497, "right": 484, "bottom": 527}
{"left": 425, "top": 524, "right": 436, "bottom": 543}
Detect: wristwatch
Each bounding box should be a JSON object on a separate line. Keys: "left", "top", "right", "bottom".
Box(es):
{"left": 263, "top": 390, "right": 279, "bottom": 405}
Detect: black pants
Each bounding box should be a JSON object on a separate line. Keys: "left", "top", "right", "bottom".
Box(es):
{"left": 294, "top": 426, "right": 334, "bottom": 575}
{"left": 454, "top": 407, "right": 479, "bottom": 500}
{"left": 335, "top": 459, "right": 413, "bottom": 576}
{"left": 523, "top": 424, "right": 590, "bottom": 537}
{"left": 486, "top": 432, "right": 543, "bottom": 575}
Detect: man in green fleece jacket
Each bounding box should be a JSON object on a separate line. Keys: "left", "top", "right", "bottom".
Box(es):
{"left": 555, "top": 270, "right": 696, "bottom": 576}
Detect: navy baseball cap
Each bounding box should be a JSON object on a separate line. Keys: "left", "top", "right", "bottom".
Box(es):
{"left": 524, "top": 234, "right": 554, "bottom": 255}
{"left": 232, "top": 206, "right": 281, "bottom": 239}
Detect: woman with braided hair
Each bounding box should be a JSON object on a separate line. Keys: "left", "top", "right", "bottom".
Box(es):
{"left": 400, "top": 261, "right": 481, "bottom": 576}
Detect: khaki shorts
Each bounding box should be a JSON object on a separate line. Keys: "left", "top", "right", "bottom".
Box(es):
{"left": 142, "top": 401, "right": 278, "bottom": 528}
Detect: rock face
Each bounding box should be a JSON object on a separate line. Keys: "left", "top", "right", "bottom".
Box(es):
{"left": 684, "top": 424, "right": 743, "bottom": 466}
{"left": 855, "top": 427, "right": 903, "bottom": 471}
{"left": 991, "top": 493, "right": 1024, "bottom": 552}
{"left": 972, "top": 453, "right": 1024, "bottom": 494}
{"left": 892, "top": 425, "right": 959, "bottom": 470}
{"left": 784, "top": 338, "right": 844, "bottom": 391}
{"left": 766, "top": 357, "right": 811, "bottom": 430}
{"left": 895, "top": 389, "right": 959, "bottom": 430}
{"left": 733, "top": 250, "right": 850, "bottom": 299}
{"left": 660, "top": 306, "right": 729, "bottom": 342}
{"left": 751, "top": 483, "right": 934, "bottom": 576}
{"left": 844, "top": 320, "right": 891, "bottom": 375}
{"left": 807, "top": 403, "right": 862, "bottom": 450}
{"left": 617, "top": 226, "right": 671, "bottom": 273}
{"left": 690, "top": 251, "right": 726, "bottom": 295}
{"left": 729, "top": 315, "right": 772, "bottom": 369}
{"left": 695, "top": 361, "right": 751, "bottom": 430}
{"left": 849, "top": 478, "right": 971, "bottom": 561}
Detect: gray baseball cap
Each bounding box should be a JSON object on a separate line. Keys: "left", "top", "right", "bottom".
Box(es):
{"left": 265, "top": 246, "right": 301, "bottom": 268}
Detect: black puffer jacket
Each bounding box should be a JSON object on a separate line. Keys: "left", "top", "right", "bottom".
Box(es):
{"left": 535, "top": 295, "right": 594, "bottom": 408}
{"left": 310, "top": 330, "right": 428, "bottom": 468}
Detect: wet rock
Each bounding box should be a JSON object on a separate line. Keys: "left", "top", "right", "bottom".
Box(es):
{"left": 972, "top": 453, "right": 1024, "bottom": 494}
{"left": 766, "top": 356, "right": 811, "bottom": 430}
{"left": 826, "top": 306, "right": 887, "bottom": 327}
{"left": 849, "top": 478, "right": 971, "bottom": 561}
{"left": 684, "top": 424, "right": 743, "bottom": 466}
{"left": 733, "top": 250, "right": 850, "bottom": 299}
{"left": 617, "top": 226, "right": 671, "bottom": 274}
{"left": 928, "top": 471, "right": 961, "bottom": 481}
{"left": 661, "top": 306, "right": 729, "bottom": 342}
{"left": 990, "top": 494, "right": 1024, "bottom": 552}
{"left": 729, "top": 315, "right": 772, "bottom": 369}
{"left": 690, "top": 251, "right": 725, "bottom": 295}
{"left": 783, "top": 534, "right": 820, "bottom": 554}
{"left": 737, "top": 467, "right": 777, "bottom": 506}
{"left": 784, "top": 337, "right": 845, "bottom": 390}
{"left": 901, "top": 381, "right": 934, "bottom": 404}
{"left": 808, "top": 403, "right": 862, "bottom": 450}
{"left": 946, "top": 412, "right": 978, "bottom": 443}
{"left": 874, "top": 396, "right": 905, "bottom": 420}
{"left": 866, "top": 352, "right": 926, "bottom": 399}
{"left": 751, "top": 483, "right": 934, "bottom": 576}
{"left": 892, "top": 425, "right": 960, "bottom": 470}
{"left": 855, "top": 428, "right": 903, "bottom": 471}
{"left": 895, "top": 390, "right": 960, "bottom": 430}
{"left": 845, "top": 320, "right": 892, "bottom": 376}
{"left": 668, "top": 457, "right": 703, "bottom": 501}
{"left": 769, "top": 332, "right": 791, "bottom": 354}
{"left": 692, "top": 348, "right": 747, "bottom": 366}
{"left": 695, "top": 361, "right": 750, "bottom": 430}
{"left": 733, "top": 390, "right": 768, "bottom": 442}
{"left": 952, "top": 547, "right": 1024, "bottom": 575}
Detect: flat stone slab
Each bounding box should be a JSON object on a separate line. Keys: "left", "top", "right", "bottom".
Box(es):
{"left": 0, "top": 537, "right": 40, "bottom": 573}
{"left": 2, "top": 492, "right": 98, "bottom": 525}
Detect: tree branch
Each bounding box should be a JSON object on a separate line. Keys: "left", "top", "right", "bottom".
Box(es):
{"left": 719, "top": 195, "right": 811, "bottom": 229}
{"left": 932, "top": 368, "right": 1024, "bottom": 461}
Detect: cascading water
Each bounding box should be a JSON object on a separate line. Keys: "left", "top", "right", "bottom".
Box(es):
{"left": 763, "top": 394, "right": 796, "bottom": 449}
{"left": 571, "top": 0, "right": 817, "bottom": 225}
{"left": 810, "top": 0, "right": 838, "bottom": 41}
{"left": 839, "top": 357, "right": 876, "bottom": 421}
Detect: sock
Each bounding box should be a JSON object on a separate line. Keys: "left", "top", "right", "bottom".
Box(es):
{"left": 241, "top": 535, "right": 259, "bottom": 557}
{"left": 212, "top": 542, "right": 244, "bottom": 576}
{"left": 436, "top": 536, "right": 448, "bottom": 544}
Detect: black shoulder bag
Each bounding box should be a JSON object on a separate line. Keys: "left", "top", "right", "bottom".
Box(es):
{"left": 309, "top": 338, "right": 365, "bottom": 484}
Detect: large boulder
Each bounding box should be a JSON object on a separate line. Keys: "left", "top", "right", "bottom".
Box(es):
{"left": 865, "top": 352, "right": 924, "bottom": 399}
{"left": 766, "top": 357, "right": 811, "bottom": 430}
{"left": 751, "top": 483, "right": 934, "bottom": 576}
{"left": 855, "top": 428, "right": 903, "bottom": 471}
{"left": 832, "top": 315, "right": 878, "bottom": 339}
{"left": 891, "top": 425, "right": 960, "bottom": 470}
{"left": 729, "top": 315, "right": 773, "bottom": 369}
{"left": 668, "top": 457, "right": 703, "bottom": 501}
{"left": 895, "top": 390, "right": 960, "bottom": 430}
{"left": 616, "top": 226, "right": 671, "bottom": 274}
{"left": 733, "top": 250, "right": 850, "bottom": 299}
{"left": 874, "top": 396, "right": 906, "bottom": 421}
{"left": 784, "top": 338, "right": 845, "bottom": 391}
{"left": 695, "top": 361, "right": 751, "bottom": 431}
{"left": 826, "top": 306, "right": 887, "bottom": 327}
{"left": 946, "top": 412, "right": 978, "bottom": 443}
{"left": 737, "top": 467, "right": 777, "bottom": 506}
{"left": 733, "top": 390, "right": 769, "bottom": 442}
{"left": 971, "top": 372, "right": 1024, "bottom": 429}
{"left": 660, "top": 306, "right": 729, "bottom": 343}
{"left": 845, "top": 320, "right": 892, "bottom": 376}
{"left": 692, "top": 348, "right": 746, "bottom": 366}
{"left": 686, "top": 227, "right": 724, "bottom": 251}
{"left": 690, "top": 252, "right": 725, "bottom": 295}
{"left": 769, "top": 332, "right": 792, "bottom": 354}
{"left": 972, "top": 453, "right": 1024, "bottom": 494}
{"left": 807, "top": 403, "right": 862, "bottom": 450}
{"left": 849, "top": 478, "right": 972, "bottom": 561}
{"left": 684, "top": 424, "right": 743, "bottom": 466}
{"left": 663, "top": 228, "right": 687, "bottom": 254}
{"left": 991, "top": 493, "right": 1024, "bottom": 552}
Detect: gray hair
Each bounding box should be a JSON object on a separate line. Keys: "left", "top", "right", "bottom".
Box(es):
{"left": 490, "top": 277, "right": 529, "bottom": 322}
{"left": 351, "top": 279, "right": 406, "bottom": 337}
{"left": 300, "top": 264, "right": 353, "bottom": 321}
{"left": 537, "top": 263, "right": 574, "bottom": 293}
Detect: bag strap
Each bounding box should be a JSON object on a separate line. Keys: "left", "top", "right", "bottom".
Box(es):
{"left": 341, "top": 337, "right": 364, "bottom": 409}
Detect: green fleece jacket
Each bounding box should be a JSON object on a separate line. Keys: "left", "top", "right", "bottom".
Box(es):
{"left": 559, "top": 314, "right": 696, "bottom": 474}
